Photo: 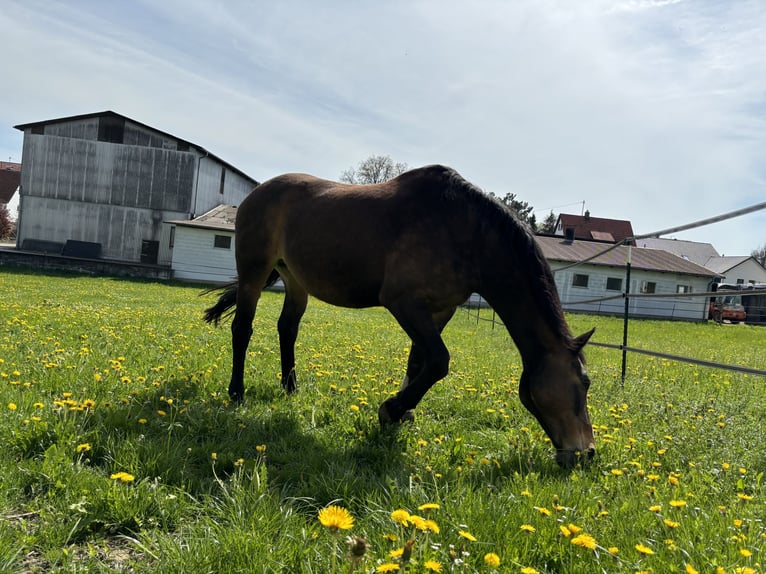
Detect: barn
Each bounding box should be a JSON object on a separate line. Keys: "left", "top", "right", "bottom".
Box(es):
{"left": 13, "top": 111, "right": 258, "bottom": 266}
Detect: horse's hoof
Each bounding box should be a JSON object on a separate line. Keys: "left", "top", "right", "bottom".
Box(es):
{"left": 228, "top": 389, "right": 245, "bottom": 404}
{"left": 378, "top": 399, "right": 413, "bottom": 426}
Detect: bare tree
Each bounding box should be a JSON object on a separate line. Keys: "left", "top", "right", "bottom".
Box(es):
{"left": 752, "top": 244, "right": 766, "bottom": 267}
{"left": 340, "top": 155, "right": 408, "bottom": 184}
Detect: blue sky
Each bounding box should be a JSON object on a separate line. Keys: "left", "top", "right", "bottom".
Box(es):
{"left": 2, "top": 0, "right": 764, "bottom": 256}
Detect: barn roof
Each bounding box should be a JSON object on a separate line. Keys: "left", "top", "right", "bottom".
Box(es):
{"left": 535, "top": 235, "right": 718, "bottom": 278}
{"left": 556, "top": 213, "right": 635, "bottom": 244}
{"left": 702, "top": 255, "right": 753, "bottom": 274}
{"left": 168, "top": 205, "right": 237, "bottom": 231}
{"left": 14, "top": 111, "right": 258, "bottom": 187}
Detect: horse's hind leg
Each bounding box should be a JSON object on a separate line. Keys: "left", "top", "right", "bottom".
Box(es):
{"left": 229, "top": 269, "right": 272, "bottom": 402}
{"left": 276, "top": 270, "right": 308, "bottom": 393}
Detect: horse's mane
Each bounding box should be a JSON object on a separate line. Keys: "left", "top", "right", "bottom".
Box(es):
{"left": 418, "top": 165, "right": 576, "bottom": 349}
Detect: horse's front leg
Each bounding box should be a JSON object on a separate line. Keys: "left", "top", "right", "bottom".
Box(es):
{"left": 379, "top": 300, "right": 452, "bottom": 425}
{"left": 277, "top": 278, "right": 308, "bottom": 393}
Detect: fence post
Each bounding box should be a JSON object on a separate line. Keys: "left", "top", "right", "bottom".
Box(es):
{"left": 621, "top": 244, "right": 632, "bottom": 385}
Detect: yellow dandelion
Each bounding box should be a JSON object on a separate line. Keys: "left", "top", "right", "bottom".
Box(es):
{"left": 423, "top": 519, "right": 440, "bottom": 534}
{"left": 389, "top": 548, "right": 404, "bottom": 558}
{"left": 519, "top": 567, "right": 537, "bottom": 574}
{"left": 255, "top": 444, "right": 267, "bottom": 454}
{"left": 567, "top": 523, "right": 582, "bottom": 534}
{"left": 383, "top": 533, "right": 398, "bottom": 542}
{"left": 520, "top": 524, "right": 536, "bottom": 533}
{"left": 611, "top": 469, "right": 624, "bottom": 476}
{"left": 669, "top": 499, "right": 687, "bottom": 508}
{"left": 685, "top": 564, "right": 699, "bottom": 574}
{"left": 391, "top": 509, "right": 411, "bottom": 526}
{"left": 418, "top": 503, "right": 440, "bottom": 511}
{"left": 536, "top": 506, "right": 552, "bottom": 516}
{"left": 739, "top": 548, "right": 752, "bottom": 558}
{"left": 559, "top": 524, "right": 572, "bottom": 537}
{"left": 649, "top": 505, "right": 662, "bottom": 512}
{"left": 110, "top": 471, "right": 135, "bottom": 483}
{"left": 458, "top": 530, "right": 477, "bottom": 542}
{"left": 156, "top": 409, "right": 166, "bottom": 416}
{"left": 608, "top": 547, "right": 619, "bottom": 555}
{"left": 318, "top": 505, "right": 354, "bottom": 532}
{"left": 211, "top": 452, "right": 217, "bottom": 461}
{"left": 7, "top": 403, "right": 17, "bottom": 411}
{"left": 484, "top": 553, "right": 502, "bottom": 568}
{"left": 571, "top": 534, "right": 598, "bottom": 550}
{"left": 737, "top": 493, "right": 753, "bottom": 501}
{"left": 424, "top": 560, "right": 442, "bottom": 572}
{"left": 409, "top": 515, "right": 427, "bottom": 531}
{"left": 76, "top": 443, "right": 91, "bottom": 453}
{"left": 635, "top": 543, "right": 655, "bottom": 555}
{"left": 376, "top": 564, "right": 399, "bottom": 573}
{"left": 664, "top": 519, "right": 680, "bottom": 528}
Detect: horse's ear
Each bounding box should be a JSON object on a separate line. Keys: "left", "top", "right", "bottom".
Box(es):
{"left": 573, "top": 328, "right": 596, "bottom": 351}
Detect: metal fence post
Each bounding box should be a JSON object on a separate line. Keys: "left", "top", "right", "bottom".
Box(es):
{"left": 621, "top": 244, "right": 632, "bottom": 386}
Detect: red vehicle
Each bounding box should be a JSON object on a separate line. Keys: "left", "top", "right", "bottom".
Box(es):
{"left": 709, "top": 284, "right": 747, "bottom": 323}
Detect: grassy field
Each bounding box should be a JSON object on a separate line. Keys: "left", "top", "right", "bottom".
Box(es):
{"left": 0, "top": 267, "right": 764, "bottom": 573}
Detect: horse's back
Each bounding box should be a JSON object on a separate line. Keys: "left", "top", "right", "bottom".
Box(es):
{"left": 234, "top": 166, "right": 482, "bottom": 309}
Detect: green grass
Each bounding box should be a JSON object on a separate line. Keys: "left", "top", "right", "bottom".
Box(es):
{"left": 1, "top": 267, "right": 764, "bottom": 573}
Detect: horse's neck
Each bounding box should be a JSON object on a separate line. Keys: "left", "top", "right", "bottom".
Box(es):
{"left": 480, "top": 272, "right": 568, "bottom": 369}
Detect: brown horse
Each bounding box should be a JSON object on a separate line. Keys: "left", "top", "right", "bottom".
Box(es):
{"left": 204, "top": 165, "right": 596, "bottom": 468}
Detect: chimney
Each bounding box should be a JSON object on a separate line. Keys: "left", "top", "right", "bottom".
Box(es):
{"left": 584, "top": 210, "right": 590, "bottom": 220}
{"left": 564, "top": 227, "right": 575, "bottom": 243}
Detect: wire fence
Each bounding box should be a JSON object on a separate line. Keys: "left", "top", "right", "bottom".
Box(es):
{"left": 462, "top": 199, "right": 766, "bottom": 381}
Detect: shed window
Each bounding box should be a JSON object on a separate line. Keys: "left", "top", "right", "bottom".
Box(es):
{"left": 219, "top": 169, "right": 226, "bottom": 195}
{"left": 606, "top": 277, "right": 623, "bottom": 291}
{"left": 676, "top": 284, "right": 692, "bottom": 294}
{"left": 572, "top": 274, "right": 589, "bottom": 288}
{"left": 214, "top": 235, "right": 232, "bottom": 249}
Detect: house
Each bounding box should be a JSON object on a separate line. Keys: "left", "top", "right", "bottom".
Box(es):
{"left": 0, "top": 161, "right": 21, "bottom": 223}
{"left": 13, "top": 111, "right": 258, "bottom": 265}
{"left": 638, "top": 237, "right": 766, "bottom": 285}
{"left": 535, "top": 235, "right": 719, "bottom": 321}
{"left": 554, "top": 212, "right": 635, "bottom": 244}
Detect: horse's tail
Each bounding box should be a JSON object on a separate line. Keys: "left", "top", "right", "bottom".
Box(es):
{"left": 202, "top": 270, "right": 281, "bottom": 326}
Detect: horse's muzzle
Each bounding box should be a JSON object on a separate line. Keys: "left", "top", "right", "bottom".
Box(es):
{"left": 556, "top": 447, "right": 596, "bottom": 469}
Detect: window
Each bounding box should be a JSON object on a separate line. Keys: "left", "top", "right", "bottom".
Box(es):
{"left": 572, "top": 274, "right": 589, "bottom": 288}
{"left": 676, "top": 284, "right": 692, "bottom": 294}
{"left": 214, "top": 235, "right": 232, "bottom": 249}
{"left": 219, "top": 168, "right": 226, "bottom": 195}
{"left": 98, "top": 116, "right": 125, "bottom": 143}
{"left": 736, "top": 278, "right": 744, "bottom": 285}
{"left": 169, "top": 227, "right": 175, "bottom": 249}
{"left": 640, "top": 281, "right": 656, "bottom": 294}
{"left": 606, "top": 277, "right": 623, "bottom": 291}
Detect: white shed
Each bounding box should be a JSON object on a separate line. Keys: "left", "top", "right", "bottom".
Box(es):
{"left": 167, "top": 205, "right": 237, "bottom": 283}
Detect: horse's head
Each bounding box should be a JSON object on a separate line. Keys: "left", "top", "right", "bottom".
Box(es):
{"left": 519, "top": 328, "right": 596, "bottom": 469}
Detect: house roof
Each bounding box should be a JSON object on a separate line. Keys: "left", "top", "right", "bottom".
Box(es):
{"left": 535, "top": 235, "right": 718, "bottom": 278}
{"left": 14, "top": 111, "right": 258, "bottom": 187}
{"left": 702, "top": 255, "right": 752, "bottom": 274}
{"left": 168, "top": 204, "right": 237, "bottom": 231}
{"left": 556, "top": 213, "right": 635, "bottom": 244}
{"left": 0, "top": 162, "right": 21, "bottom": 204}
{"left": 637, "top": 237, "right": 720, "bottom": 266}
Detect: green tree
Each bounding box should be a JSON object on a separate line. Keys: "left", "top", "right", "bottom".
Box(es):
{"left": 340, "top": 155, "right": 408, "bottom": 184}
{"left": 489, "top": 192, "right": 537, "bottom": 229}
{"left": 539, "top": 210, "right": 558, "bottom": 234}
